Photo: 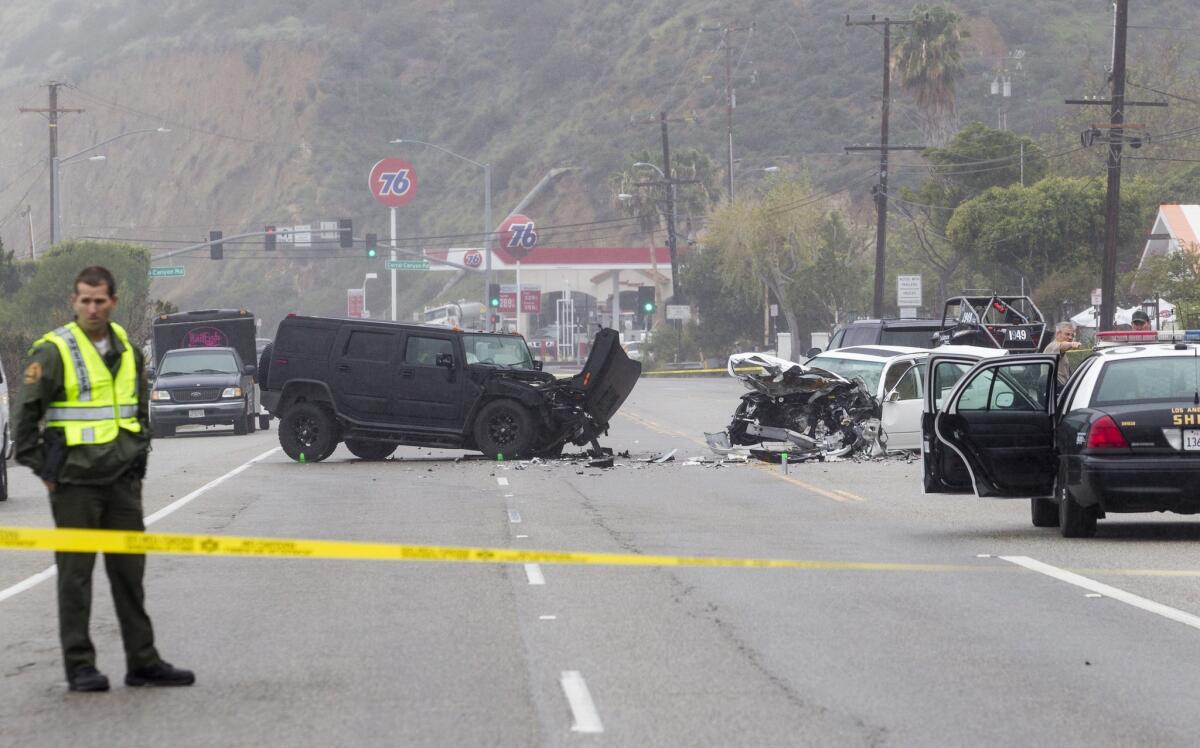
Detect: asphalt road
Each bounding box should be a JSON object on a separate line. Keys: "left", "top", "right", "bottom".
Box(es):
{"left": 3, "top": 377, "right": 1200, "bottom": 746}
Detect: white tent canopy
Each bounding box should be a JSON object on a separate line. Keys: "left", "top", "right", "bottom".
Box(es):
{"left": 1070, "top": 299, "right": 1176, "bottom": 329}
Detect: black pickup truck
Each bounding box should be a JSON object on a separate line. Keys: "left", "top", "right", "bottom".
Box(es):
{"left": 260, "top": 316, "right": 640, "bottom": 461}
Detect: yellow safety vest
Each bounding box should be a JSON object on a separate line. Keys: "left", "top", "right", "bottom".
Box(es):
{"left": 38, "top": 321, "right": 141, "bottom": 446}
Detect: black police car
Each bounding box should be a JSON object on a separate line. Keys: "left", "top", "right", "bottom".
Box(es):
{"left": 260, "top": 315, "right": 640, "bottom": 462}
{"left": 923, "top": 334, "right": 1200, "bottom": 537}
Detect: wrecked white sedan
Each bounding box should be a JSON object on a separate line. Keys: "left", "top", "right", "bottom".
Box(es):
{"left": 707, "top": 345, "right": 1005, "bottom": 459}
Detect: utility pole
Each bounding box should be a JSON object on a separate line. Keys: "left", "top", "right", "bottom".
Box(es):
{"left": 1066, "top": 0, "right": 1166, "bottom": 331}
{"left": 846, "top": 15, "right": 920, "bottom": 318}
{"left": 633, "top": 112, "right": 700, "bottom": 302}
{"left": 19, "top": 81, "right": 83, "bottom": 247}
{"left": 660, "top": 111, "right": 681, "bottom": 302}
{"left": 703, "top": 22, "right": 753, "bottom": 202}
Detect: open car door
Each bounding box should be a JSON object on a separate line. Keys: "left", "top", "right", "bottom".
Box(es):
{"left": 931, "top": 355, "right": 1058, "bottom": 498}
{"left": 923, "top": 353, "right": 986, "bottom": 493}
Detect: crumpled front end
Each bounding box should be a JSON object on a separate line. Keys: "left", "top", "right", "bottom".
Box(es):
{"left": 707, "top": 353, "right": 879, "bottom": 459}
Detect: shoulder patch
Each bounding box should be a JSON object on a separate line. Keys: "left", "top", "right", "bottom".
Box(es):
{"left": 23, "top": 361, "right": 42, "bottom": 385}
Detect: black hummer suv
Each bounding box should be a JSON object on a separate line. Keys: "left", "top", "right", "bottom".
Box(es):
{"left": 260, "top": 316, "right": 641, "bottom": 462}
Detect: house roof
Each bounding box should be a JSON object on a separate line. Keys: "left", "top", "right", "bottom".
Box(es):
{"left": 1137, "top": 204, "right": 1200, "bottom": 270}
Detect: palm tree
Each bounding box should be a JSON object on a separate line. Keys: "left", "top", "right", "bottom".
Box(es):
{"left": 892, "top": 5, "right": 968, "bottom": 147}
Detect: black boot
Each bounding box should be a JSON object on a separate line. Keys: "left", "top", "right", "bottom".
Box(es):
{"left": 125, "top": 661, "right": 195, "bottom": 687}
{"left": 68, "top": 665, "right": 111, "bottom": 692}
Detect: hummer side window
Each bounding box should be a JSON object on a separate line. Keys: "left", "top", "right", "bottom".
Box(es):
{"left": 404, "top": 336, "right": 453, "bottom": 367}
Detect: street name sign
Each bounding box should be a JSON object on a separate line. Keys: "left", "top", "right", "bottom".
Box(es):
{"left": 666, "top": 304, "right": 691, "bottom": 321}
{"left": 386, "top": 259, "right": 429, "bottom": 270}
{"left": 148, "top": 266, "right": 185, "bottom": 278}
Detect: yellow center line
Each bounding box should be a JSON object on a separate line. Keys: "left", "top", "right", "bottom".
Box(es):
{"left": 619, "top": 409, "right": 869, "bottom": 504}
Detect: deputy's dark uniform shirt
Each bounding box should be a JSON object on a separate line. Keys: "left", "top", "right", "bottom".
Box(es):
{"left": 14, "top": 324, "right": 151, "bottom": 485}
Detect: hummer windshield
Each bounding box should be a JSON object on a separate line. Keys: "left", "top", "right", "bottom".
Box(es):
{"left": 462, "top": 334, "right": 535, "bottom": 368}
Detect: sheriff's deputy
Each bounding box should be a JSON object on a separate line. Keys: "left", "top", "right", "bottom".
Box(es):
{"left": 14, "top": 266, "right": 194, "bottom": 692}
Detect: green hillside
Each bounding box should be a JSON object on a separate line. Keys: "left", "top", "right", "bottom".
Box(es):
{"left": 1, "top": 0, "right": 1198, "bottom": 332}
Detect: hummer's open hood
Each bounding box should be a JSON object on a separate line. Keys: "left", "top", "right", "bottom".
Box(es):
{"left": 564, "top": 328, "right": 641, "bottom": 426}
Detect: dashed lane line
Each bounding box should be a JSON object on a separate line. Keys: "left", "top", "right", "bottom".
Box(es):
{"left": 524, "top": 564, "right": 546, "bottom": 585}
{"left": 561, "top": 671, "right": 604, "bottom": 734}
{"left": 497, "top": 477, "right": 510, "bottom": 486}
{"left": 0, "top": 447, "right": 281, "bottom": 604}
{"left": 1001, "top": 555, "right": 1200, "bottom": 632}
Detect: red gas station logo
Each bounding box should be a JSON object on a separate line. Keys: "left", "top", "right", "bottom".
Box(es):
{"left": 498, "top": 214, "right": 537, "bottom": 261}
{"left": 463, "top": 250, "right": 483, "bottom": 268}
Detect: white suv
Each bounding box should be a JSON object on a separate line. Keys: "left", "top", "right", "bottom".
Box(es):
{"left": 0, "top": 351, "right": 11, "bottom": 501}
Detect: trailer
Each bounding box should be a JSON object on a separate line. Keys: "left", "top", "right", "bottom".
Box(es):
{"left": 152, "top": 309, "right": 259, "bottom": 376}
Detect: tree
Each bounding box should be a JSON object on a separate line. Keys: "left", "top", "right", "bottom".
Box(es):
{"left": 897, "top": 123, "right": 1047, "bottom": 299}
{"left": 892, "top": 4, "right": 968, "bottom": 147}
{"left": 704, "top": 177, "right": 870, "bottom": 348}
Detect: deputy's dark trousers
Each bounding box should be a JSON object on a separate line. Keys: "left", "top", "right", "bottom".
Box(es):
{"left": 49, "top": 476, "right": 160, "bottom": 678}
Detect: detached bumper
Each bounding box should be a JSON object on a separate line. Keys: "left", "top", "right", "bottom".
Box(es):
{"left": 151, "top": 401, "right": 248, "bottom": 427}
{"left": 1072, "top": 455, "right": 1200, "bottom": 514}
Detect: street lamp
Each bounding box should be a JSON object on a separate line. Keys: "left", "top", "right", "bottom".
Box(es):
{"left": 363, "top": 272, "right": 379, "bottom": 318}
{"left": 389, "top": 138, "right": 492, "bottom": 327}
{"left": 52, "top": 127, "right": 170, "bottom": 245}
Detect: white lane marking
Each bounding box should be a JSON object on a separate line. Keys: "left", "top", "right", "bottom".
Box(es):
{"left": 497, "top": 477, "right": 509, "bottom": 486}
{"left": 0, "top": 447, "right": 281, "bottom": 605}
{"left": 144, "top": 447, "right": 281, "bottom": 525}
{"left": 561, "top": 671, "right": 604, "bottom": 734}
{"left": 508, "top": 510, "right": 522, "bottom": 523}
{"left": 516, "top": 534, "right": 529, "bottom": 539}
{"left": 0, "top": 567, "right": 57, "bottom": 604}
{"left": 539, "top": 615, "right": 557, "bottom": 620}
{"left": 524, "top": 564, "right": 545, "bottom": 585}
{"left": 1001, "top": 555, "right": 1200, "bottom": 632}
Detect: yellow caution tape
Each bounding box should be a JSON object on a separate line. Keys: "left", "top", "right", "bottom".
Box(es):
{"left": 0, "top": 526, "right": 985, "bottom": 573}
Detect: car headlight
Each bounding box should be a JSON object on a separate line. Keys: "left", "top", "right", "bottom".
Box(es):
{"left": 151, "top": 390, "right": 172, "bottom": 401}
{"left": 221, "top": 387, "right": 243, "bottom": 398}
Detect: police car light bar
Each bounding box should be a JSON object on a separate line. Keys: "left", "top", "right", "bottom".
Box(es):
{"left": 1094, "top": 330, "right": 1200, "bottom": 346}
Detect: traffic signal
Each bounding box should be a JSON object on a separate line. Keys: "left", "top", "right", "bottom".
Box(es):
{"left": 637, "top": 286, "right": 656, "bottom": 314}
{"left": 487, "top": 283, "right": 501, "bottom": 308}
{"left": 264, "top": 225, "right": 276, "bottom": 251}
{"left": 209, "top": 230, "right": 223, "bottom": 260}
{"left": 338, "top": 218, "right": 353, "bottom": 249}
{"left": 365, "top": 233, "right": 378, "bottom": 259}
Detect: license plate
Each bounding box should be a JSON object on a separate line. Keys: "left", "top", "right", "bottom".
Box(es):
{"left": 188, "top": 409, "right": 204, "bottom": 419}
{"left": 1185, "top": 430, "right": 1200, "bottom": 451}
{"left": 1005, "top": 327, "right": 1030, "bottom": 343}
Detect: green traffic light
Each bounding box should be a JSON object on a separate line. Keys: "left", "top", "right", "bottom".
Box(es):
{"left": 367, "top": 249, "right": 377, "bottom": 258}
{"left": 643, "top": 303, "right": 654, "bottom": 312}
{"left": 490, "top": 298, "right": 500, "bottom": 307}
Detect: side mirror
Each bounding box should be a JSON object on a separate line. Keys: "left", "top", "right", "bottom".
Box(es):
{"left": 435, "top": 352, "right": 455, "bottom": 369}
{"left": 242, "top": 364, "right": 257, "bottom": 376}
{"left": 532, "top": 360, "right": 544, "bottom": 371}
{"left": 146, "top": 366, "right": 156, "bottom": 380}
{"left": 805, "top": 347, "right": 822, "bottom": 358}
{"left": 887, "top": 390, "right": 902, "bottom": 403}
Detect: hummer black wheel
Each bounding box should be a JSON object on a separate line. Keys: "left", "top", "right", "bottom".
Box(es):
{"left": 345, "top": 439, "right": 397, "bottom": 461}
{"left": 279, "top": 401, "right": 340, "bottom": 462}
{"left": 473, "top": 399, "right": 535, "bottom": 460}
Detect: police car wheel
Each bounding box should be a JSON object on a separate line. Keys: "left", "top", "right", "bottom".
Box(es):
{"left": 0, "top": 454, "right": 7, "bottom": 502}
{"left": 1058, "top": 482, "right": 1097, "bottom": 538}
{"left": 234, "top": 416, "right": 248, "bottom": 436}
{"left": 1030, "top": 497, "right": 1058, "bottom": 528}
{"left": 280, "top": 401, "right": 340, "bottom": 462}
{"left": 474, "top": 399, "right": 534, "bottom": 460}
